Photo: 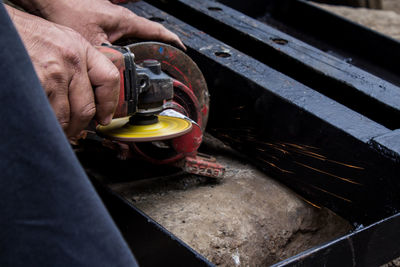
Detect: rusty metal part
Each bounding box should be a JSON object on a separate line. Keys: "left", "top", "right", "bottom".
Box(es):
{"left": 178, "top": 154, "right": 225, "bottom": 178}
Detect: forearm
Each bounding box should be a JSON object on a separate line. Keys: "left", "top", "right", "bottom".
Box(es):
{"left": 8, "top": 0, "right": 185, "bottom": 50}
{"left": 4, "top": 4, "right": 38, "bottom": 43}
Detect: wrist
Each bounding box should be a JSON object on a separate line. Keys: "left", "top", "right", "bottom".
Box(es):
{"left": 7, "top": 0, "right": 56, "bottom": 17}
{"left": 5, "top": 4, "right": 46, "bottom": 48}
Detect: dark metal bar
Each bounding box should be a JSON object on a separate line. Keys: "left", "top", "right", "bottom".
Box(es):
{"left": 371, "top": 129, "right": 400, "bottom": 164}
{"left": 309, "top": 0, "right": 382, "bottom": 9}
{"left": 123, "top": 1, "right": 400, "bottom": 225}
{"left": 229, "top": 0, "right": 400, "bottom": 87}
{"left": 91, "top": 178, "right": 214, "bottom": 267}
{"left": 272, "top": 212, "right": 400, "bottom": 267}
{"left": 145, "top": 0, "right": 400, "bottom": 130}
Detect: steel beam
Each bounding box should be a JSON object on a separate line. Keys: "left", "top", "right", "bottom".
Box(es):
{"left": 124, "top": 1, "right": 400, "bottom": 224}
{"left": 146, "top": 0, "right": 400, "bottom": 130}
{"left": 88, "top": 1, "right": 400, "bottom": 265}
{"left": 217, "top": 0, "right": 400, "bottom": 86}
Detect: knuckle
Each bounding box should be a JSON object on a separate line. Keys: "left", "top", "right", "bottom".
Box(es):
{"left": 108, "top": 68, "right": 121, "bottom": 85}
{"left": 62, "top": 48, "right": 81, "bottom": 67}
{"left": 172, "top": 33, "right": 180, "bottom": 42}
{"left": 79, "top": 102, "right": 96, "bottom": 122}
{"left": 156, "top": 25, "right": 166, "bottom": 39}
{"left": 44, "top": 63, "right": 65, "bottom": 80}
{"left": 57, "top": 110, "right": 70, "bottom": 130}
{"left": 41, "top": 65, "right": 69, "bottom": 92}
{"left": 102, "top": 66, "right": 120, "bottom": 87}
{"left": 60, "top": 30, "right": 85, "bottom": 66}
{"left": 59, "top": 120, "right": 69, "bottom": 130}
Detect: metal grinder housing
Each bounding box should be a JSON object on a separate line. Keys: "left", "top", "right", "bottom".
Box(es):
{"left": 96, "top": 42, "right": 224, "bottom": 178}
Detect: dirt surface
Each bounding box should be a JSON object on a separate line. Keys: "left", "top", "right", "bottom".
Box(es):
{"left": 110, "top": 135, "right": 352, "bottom": 266}
{"left": 315, "top": 0, "right": 400, "bottom": 40}
{"left": 383, "top": 0, "right": 400, "bottom": 13}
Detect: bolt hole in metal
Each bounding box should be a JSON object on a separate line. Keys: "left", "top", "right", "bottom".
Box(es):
{"left": 208, "top": 6, "right": 223, "bottom": 11}
{"left": 214, "top": 51, "right": 231, "bottom": 58}
{"left": 271, "top": 38, "right": 289, "bottom": 45}
{"left": 149, "top": 17, "right": 165, "bottom": 22}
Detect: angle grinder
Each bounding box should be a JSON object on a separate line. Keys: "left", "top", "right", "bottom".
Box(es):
{"left": 96, "top": 44, "right": 192, "bottom": 141}
{"left": 94, "top": 42, "right": 223, "bottom": 178}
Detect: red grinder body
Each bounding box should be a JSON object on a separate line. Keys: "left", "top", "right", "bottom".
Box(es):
{"left": 98, "top": 43, "right": 224, "bottom": 178}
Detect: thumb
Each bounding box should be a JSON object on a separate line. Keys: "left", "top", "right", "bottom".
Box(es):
{"left": 114, "top": 9, "right": 186, "bottom": 50}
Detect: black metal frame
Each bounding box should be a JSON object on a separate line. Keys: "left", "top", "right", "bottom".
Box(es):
{"left": 218, "top": 0, "right": 400, "bottom": 87}
{"left": 134, "top": 0, "right": 400, "bottom": 224}
{"left": 92, "top": 178, "right": 213, "bottom": 267}
{"left": 91, "top": 1, "right": 400, "bottom": 266}
{"left": 273, "top": 213, "right": 400, "bottom": 267}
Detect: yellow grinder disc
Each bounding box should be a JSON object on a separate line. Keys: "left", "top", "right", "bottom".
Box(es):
{"left": 96, "top": 115, "right": 192, "bottom": 142}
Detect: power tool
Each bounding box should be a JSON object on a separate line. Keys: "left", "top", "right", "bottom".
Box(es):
{"left": 95, "top": 42, "right": 224, "bottom": 178}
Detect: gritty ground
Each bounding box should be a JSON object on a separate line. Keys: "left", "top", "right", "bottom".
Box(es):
{"left": 315, "top": 0, "right": 400, "bottom": 40}
{"left": 383, "top": 0, "right": 400, "bottom": 12}
{"left": 107, "top": 135, "right": 352, "bottom": 266}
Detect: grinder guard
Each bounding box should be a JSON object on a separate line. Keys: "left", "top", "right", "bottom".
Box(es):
{"left": 97, "top": 42, "right": 223, "bottom": 178}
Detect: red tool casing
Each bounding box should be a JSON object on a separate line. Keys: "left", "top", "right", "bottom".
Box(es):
{"left": 98, "top": 43, "right": 225, "bottom": 178}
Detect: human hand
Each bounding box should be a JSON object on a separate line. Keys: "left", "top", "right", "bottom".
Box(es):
{"left": 6, "top": 5, "right": 120, "bottom": 138}
{"left": 10, "top": 0, "right": 185, "bottom": 49}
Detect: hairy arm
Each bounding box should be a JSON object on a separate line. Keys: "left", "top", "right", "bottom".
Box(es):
{"left": 7, "top": 0, "right": 185, "bottom": 48}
